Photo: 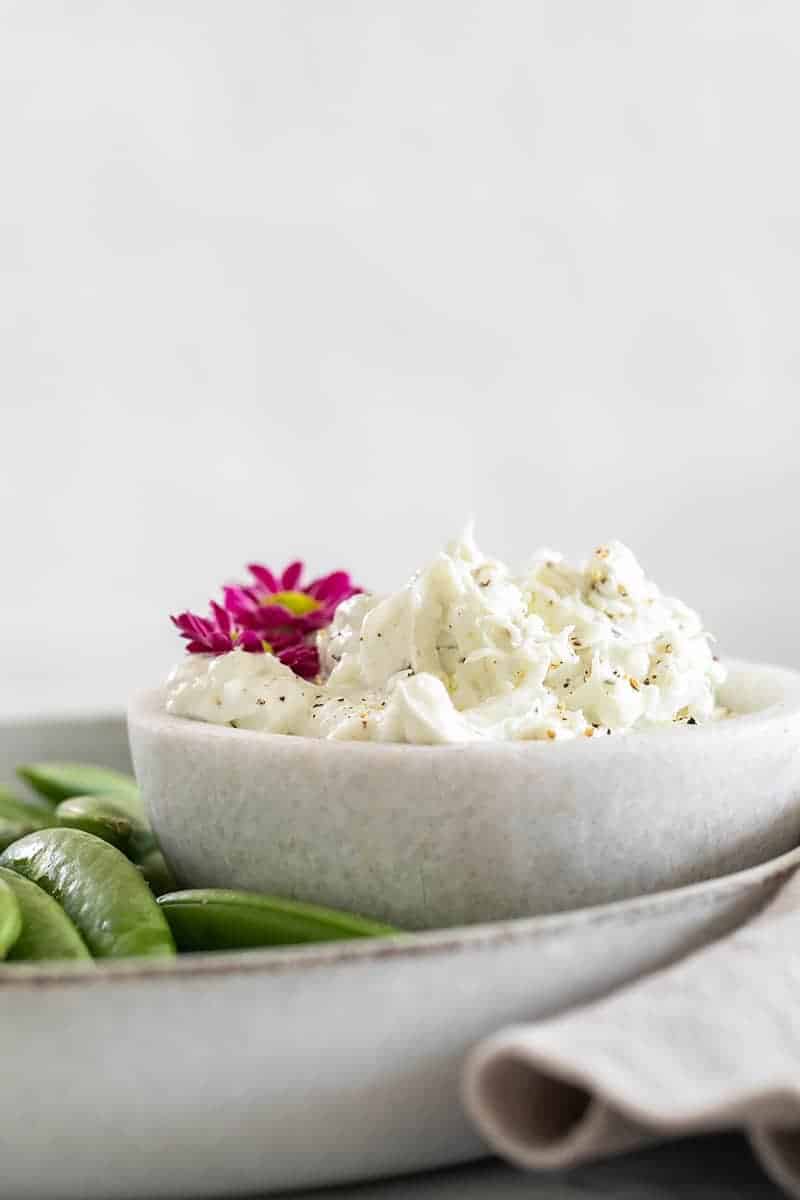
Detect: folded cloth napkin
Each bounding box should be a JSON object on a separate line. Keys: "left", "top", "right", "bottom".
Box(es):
{"left": 463, "top": 868, "right": 800, "bottom": 1198}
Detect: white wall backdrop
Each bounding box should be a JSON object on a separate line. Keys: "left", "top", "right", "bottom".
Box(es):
{"left": 2, "top": 1, "right": 799, "bottom": 716}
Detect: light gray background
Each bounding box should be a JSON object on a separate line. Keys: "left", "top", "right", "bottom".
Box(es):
{"left": 2, "top": 1, "right": 798, "bottom": 717}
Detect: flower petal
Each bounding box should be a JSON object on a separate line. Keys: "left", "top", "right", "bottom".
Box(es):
{"left": 268, "top": 631, "right": 305, "bottom": 652}
{"left": 239, "top": 630, "right": 265, "bottom": 652}
{"left": 248, "top": 603, "right": 299, "bottom": 629}
{"left": 280, "top": 561, "right": 304, "bottom": 590}
{"left": 306, "top": 570, "right": 345, "bottom": 598}
{"left": 222, "top": 586, "right": 258, "bottom": 617}
{"left": 247, "top": 564, "right": 278, "bottom": 592}
{"left": 210, "top": 601, "right": 231, "bottom": 636}
{"left": 278, "top": 642, "right": 319, "bottom": 680}
{"left": 173, "top": 611, "right": 214, "bottom": 642}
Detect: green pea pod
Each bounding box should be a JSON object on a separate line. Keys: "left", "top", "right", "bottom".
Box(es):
{"left": 0, "top": 791, "right": 59, "bottom": 828}
{"left": 0, "top": 792, "right": 58, "bottom": 848}
{"left": 17, "top": 762, "right": 143, "bottom": 817}
{"left": 55, "top": 796, "right": 133, "bottom": 851}
{"left": 0, "top": 819, "right": 43, "bottom": 852}
{"left": 89, "top": 784, "right": 147, "bottom": 826}
{"left": 137, "top": 849, "right": 178, "bottom": 898}
{"left": 54, "top": 793, "right": 161, "bottom": 871}
{"left": 128, "top": 826, "right": 158, "bottom": 861}
{"left": 0, "top": 875, "right": 22, "bottom": 959}
{"left": 0, "top": 829, "right": 176, "bottom": 960}
{"left": 158, "top": 889, "right": 398, "bottom": 952}
{"left": 0, "top": 784, "right": 54, "bottom": 815}
{"left": 0, "top": 866, "right": 91, "bottom": 962}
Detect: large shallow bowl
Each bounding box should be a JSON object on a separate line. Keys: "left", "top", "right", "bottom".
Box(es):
{"left": 3, "top": 709, "right": 800, "bottom": 1199}
{"left": 129, "top": 661, "right": 800, "bottom": 928}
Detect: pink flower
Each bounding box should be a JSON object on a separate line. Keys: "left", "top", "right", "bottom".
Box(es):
{"left": 171, "top": 603, "right": 264, "bottom": 656}
{"left": 224, "top": 562, "right": 360, "bottom": 641}
{"left": 171, "top": 561, "right": 361, "bottom": 681}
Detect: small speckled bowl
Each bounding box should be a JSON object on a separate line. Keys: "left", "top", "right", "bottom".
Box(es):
{"left": 128, "top": 661, "right": 800, "bottom": 929}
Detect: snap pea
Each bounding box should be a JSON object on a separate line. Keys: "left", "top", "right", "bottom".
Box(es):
{"left": 55, "top": 796, "right": 133, "bottom": 851}
{"left": 158, "top": 889, "right": 397, "bottom": 952}
{"left": 137, "top": 849, "right": 178, "bottom": 897}
{"left": 17, "top": 762, "right": 143, "bottom": 817}
{"left": 53, "top": 792, "right": 162, "bottom": 873}
{"left": 0, "top": 792, "right": 58, "bottom": 848}
{"left": 90, "top": 784, "right": 147, "bottom": 826}
{"left": 0, "top": 819, "right": 40, "bottom": 852}
{"left": 0, "top": 875, "right": 22, "bottom": 959}
{"left": 53, "top": 793, "right": 169, "bottom": 898}
{"left": 0, "top": 829, "right": 176, "bottom": 959}
{"left": 0, "top": 784, "right": 53, "bottom": 815}
{"left": 127, "top": 824, "right": 158, "bottom": 862}
{"left": 0, "top": 791, "right": 58, "bottom": 828}
{"left": 0, "top": 866, "right": 91, "bottom": 962}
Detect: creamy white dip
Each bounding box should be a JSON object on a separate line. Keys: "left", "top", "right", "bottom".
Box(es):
{"left": 165, "top": 530, "right": 726, "bottom": 743}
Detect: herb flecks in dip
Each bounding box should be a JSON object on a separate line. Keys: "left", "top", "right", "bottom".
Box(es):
{"left": 165, "top": 531, "right": 726, "bottom": 744}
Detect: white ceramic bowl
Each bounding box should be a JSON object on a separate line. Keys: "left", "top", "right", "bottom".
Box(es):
{"left": 128, "top": 661, "right": 800, "bottom": 929}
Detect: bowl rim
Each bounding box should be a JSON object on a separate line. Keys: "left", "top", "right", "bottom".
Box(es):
{"left": 129, "top": 658, "right": 800, "bottom": 759}
{"left": 2, "top": 838, "right": 799, "bottom": 991}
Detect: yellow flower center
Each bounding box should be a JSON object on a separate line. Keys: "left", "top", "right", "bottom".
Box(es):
{"left": 264, "top": 590, "right": 320, "bottom": 616}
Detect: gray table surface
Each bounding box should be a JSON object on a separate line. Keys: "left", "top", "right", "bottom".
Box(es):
{"left": 274, "top": 1137, "right": 782, "bottom": 1199}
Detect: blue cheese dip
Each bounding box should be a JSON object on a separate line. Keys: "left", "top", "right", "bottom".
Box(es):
{"left": 165, "top": 530, "right": 726, "bottom": 744}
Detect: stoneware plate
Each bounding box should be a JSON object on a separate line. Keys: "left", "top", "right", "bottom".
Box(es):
{"left": 1, "top": 708, "right": 799, "bottom": 1200}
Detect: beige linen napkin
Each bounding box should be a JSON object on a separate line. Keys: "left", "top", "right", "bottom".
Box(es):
{"left": 463, "top": 869, "right": 800, "bottom": 1198}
